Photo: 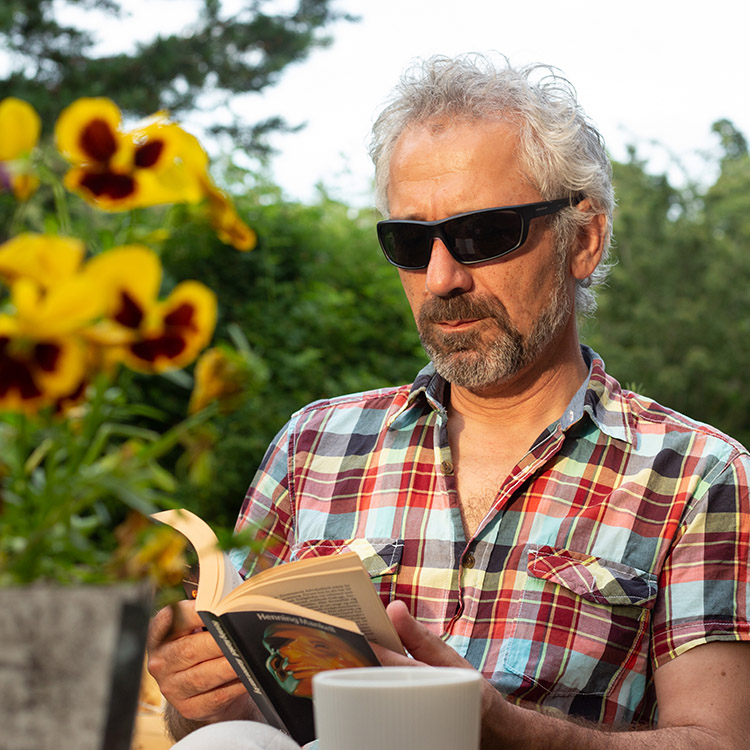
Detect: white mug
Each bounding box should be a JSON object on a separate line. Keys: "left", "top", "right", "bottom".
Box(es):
{"left": 312, "top": 666, "right": 482, "bottom": 750}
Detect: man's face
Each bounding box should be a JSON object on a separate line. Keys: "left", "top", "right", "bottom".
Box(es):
{"left": 387, "top": 119, "right": 575, "bottom": 394}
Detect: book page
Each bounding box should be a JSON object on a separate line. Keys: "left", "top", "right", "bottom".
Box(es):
{"left": 220, "top": 560, "right": 403, "bottom": 653}
{"left": 152, "top": 509, "right": 242, "bottom": 609}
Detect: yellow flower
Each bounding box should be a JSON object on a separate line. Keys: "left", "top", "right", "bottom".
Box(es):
{"left": 55, "top": 98, "right": 208, "bottom": 211}
{"left": 83, "top": 245, "right": 217, "bottom": 373}
{"left": 0, "top": 319, "right": 89, "bottom": 413}
{"left": 54, "top": 97, "right": 127, "bottom": 166}
{"left": 84, "top": 245, "right": 162, "bottom": 320}
{"left": 0, "top": 234, "right": 86, "bottom": 289}
{"left": 125, "top": 119, "right": 207, "bottom": 206}
{"left": 189, "top": 346, "right": 248, "bottom": 414}
{"left": 54, "top": 97, "right": 258, "bottom": 247}
{"left": 0, "top": 275, "right": 102, "bottom": 413}
{"left": 202, "top": 179, "right": 257, "bottom": 252}
{"left": 8, "top": 172, "right": 40, "bottom": 201}
{"left": 0, "top": 98, "right": 41, "bottom": 161}
{"left": 0, "top": 98, "right": 41, "bottom": 201}
{"left": 0, "top": 234, "right": 125, "bottom": 412}
{"left": 111, "top": 511, "right": 188, "bottom": 586}
{"left": 11, "top": 274, "right": 104, "bottom": 339}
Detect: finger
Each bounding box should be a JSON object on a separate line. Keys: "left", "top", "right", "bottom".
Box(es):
{"left": 148, "top": 600, "right": 204, "bottom": 649}
{"left": 151, "top": 641, "right": 241, "bottom": 719}
{"left": 385, "top": 600, "right": 469, "bottom": 669}
{"left": 370, "top": 641, "right": 421, "bottom": 667}
{"left": 167, "top": 649, "right": 242, "bottom": 701}
{"left": 150, "top": 628, "right": 226, "bottom": 678}
{"left": 180, "top": 682, "right": 251, "bottom": 722}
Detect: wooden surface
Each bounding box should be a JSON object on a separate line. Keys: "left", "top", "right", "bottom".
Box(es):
{"left": 131, "top": 668, "right": 173, "bottom": 749}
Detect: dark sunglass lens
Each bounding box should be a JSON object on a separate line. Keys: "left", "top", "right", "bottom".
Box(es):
{"left": 447, "top": 210, "right": 522, "bottom": 262}
{"left": 378, "top": 223, "right": 431, "bottom": 268}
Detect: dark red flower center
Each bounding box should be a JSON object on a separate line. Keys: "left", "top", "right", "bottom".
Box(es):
{"left": 128, "top": 303, "right": 198, "bottom": 364}
{"left": 134, "top": 140, "right": 164, "bottom": 168}
{"left": 34, "top": 343, "right": 61, "bottom": 372}
{"left": 163, "top": 303, "right": 196, "bottom": 330}
{"left": 130, "top": 334, "right": 187, "bottom": 363}
{"left": 115, "top": 291, "right": 145, "bottom": 329}
{"left": 80, "top": 170, "right": 136, "bottom": 200}
{"left": 80, "top": 118, "right": 118, "bottom": 163}
{"left": 0, "top": 336, "right": 60, "bottom": 401}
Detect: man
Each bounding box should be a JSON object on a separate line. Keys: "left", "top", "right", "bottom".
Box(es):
{"left": 148, "top": 54, "right": 750, "bottom": 748}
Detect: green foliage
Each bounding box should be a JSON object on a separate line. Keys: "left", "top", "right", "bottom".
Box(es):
{"left": 130, "top": 182, "right": 424, "bottom": 527}
{"left": 0, "top": 0, "right": 351, "bottom": 153}
{"left": 0, "top": 376, "right": 217, "bottom": 584}
{"left": 585, "top": 120, "right": 750, "bottom": 448}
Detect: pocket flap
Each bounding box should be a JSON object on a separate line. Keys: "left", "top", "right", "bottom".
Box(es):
{"left": 291, "top": 538, "right": 403, "bottom": 578}
{"left": 528, "top": 545, "right": 657, "bottom": 608}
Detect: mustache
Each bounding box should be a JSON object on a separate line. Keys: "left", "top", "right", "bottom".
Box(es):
{"left": 418, "top": 294, "right": 512, "bottom": 327}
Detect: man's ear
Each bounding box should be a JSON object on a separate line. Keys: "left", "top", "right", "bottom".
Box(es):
{"left": 570, "top": 210, "right": 607, "bottom": 281}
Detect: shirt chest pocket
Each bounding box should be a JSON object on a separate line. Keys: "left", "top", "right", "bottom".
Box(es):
{"left": 502, "top": 545, "right": 658, "bottom": 697}
{"left": 290, "top": 538, "right": 403, "bottom": 604}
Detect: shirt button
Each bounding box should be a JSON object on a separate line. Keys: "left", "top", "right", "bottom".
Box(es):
{"left": 441, "top": 460, "right": 454, "bottom": 475}
{"left": 462, "top": 553, "right": 475, "bottom": 569}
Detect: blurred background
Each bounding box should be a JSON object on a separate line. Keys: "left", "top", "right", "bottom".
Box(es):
{"left": 2, "top": 0, "right": 749, "bottom": 527}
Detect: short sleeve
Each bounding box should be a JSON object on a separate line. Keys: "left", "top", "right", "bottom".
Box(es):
{"left": 651, "top": 450, "right": 750, "bottom": 668}
{"left": 234, "top": 420, "right": 296, "bottom": 577}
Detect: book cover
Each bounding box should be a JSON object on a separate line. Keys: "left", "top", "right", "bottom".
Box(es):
{"left": 205, "top": 607, "right": 379, "bottom": 743}
{"left": 152, "top": 509, "right": 399, "bottom": 745}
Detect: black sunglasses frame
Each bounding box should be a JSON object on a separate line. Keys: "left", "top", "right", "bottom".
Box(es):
{"left": 377, "top": 197, "right": 580, "bottom": 270}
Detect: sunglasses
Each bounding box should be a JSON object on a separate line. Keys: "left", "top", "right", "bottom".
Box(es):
{"left": 377, "top": 197, "right": 579, "bottom": 270}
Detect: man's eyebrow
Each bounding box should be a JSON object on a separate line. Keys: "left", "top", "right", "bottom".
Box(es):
{"left": 387, "top": 212, "right": 425, "bottom": 221}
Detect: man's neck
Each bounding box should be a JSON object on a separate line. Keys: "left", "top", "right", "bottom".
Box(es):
{"left": 444, "top": 334, "right": 589, "bottom": 538}
{"left": 447, "top": 334, "right": 589, "bottom": 434}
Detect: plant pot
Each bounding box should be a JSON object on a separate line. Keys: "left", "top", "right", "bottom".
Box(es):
{"left": 0, "top": 583, "right": 152, "bottom": 750}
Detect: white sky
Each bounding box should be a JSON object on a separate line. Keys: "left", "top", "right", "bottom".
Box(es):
{"left": 41, "top": 0, "right": 750, "bottom": 205}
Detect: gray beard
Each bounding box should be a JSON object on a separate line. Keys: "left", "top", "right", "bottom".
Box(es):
{"left": 416, "top": 277, "right": 570, "bottom": 392}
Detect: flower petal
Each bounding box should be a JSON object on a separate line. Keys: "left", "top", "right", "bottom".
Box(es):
{"left": 0, "top": 321, "right": 89, "bottom": 414}
{"left": 10, "top": 172, "right": 39, "bottom": 201}
{"left": 55, "top": 97, "right": 128, "bottom": 165}
{"left": 11, "top": 274, "right": 105, "bottom": 338}
{"left": 0, "top": 234, "right": 86, "bottom": 288}
{"left": 0, "top": 98, "right": 41, "bottom": 161}
{"left": 123, "top": 281, "right": 217, "bottom": 373}
{"left": 202, "top": 179, "right": 257, "bottom": 251}
{"left": 83, "top": 245, "right": 162, "bottom": 317}
{"left": 188, "top": 345, "right": 254, "bottom": 414}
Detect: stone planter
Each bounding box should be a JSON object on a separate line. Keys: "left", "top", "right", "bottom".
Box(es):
{"left": 0, "top": 583, "right": 152, "bottom": 750}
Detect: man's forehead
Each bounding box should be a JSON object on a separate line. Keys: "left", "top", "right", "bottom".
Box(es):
{"left": 386, "top": 119, "right": 534, "bottom": 219}
{"left": 393, "top": 117, "right": 520, "bottom": 157}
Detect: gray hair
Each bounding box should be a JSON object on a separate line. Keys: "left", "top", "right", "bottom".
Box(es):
{"left": 368, "top": 53, "right": 615, "bottom": 316}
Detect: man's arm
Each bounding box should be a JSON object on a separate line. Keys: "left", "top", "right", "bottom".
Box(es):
{"left": 375, "top": 601, "right": 750, "bottom": 750}
{"left": 146, "top": 600, "right": 264, "bottom": 741}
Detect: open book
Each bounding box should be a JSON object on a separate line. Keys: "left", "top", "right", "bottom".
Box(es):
{"left": 152, "top": 509, "right": 403, "bottom": 745}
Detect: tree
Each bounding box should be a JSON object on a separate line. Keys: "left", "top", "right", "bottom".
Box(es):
{"left": 585, "top": 121, "right": 750, "bottom": 449}
{"left": 0, "top": 0, "right": 351, "bottom": 153}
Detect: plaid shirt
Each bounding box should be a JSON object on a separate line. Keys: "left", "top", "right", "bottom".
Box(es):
{"left": 235, "top": 347, "right": 750, "bottom": 726}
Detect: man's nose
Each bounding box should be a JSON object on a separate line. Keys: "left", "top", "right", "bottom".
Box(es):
{"left": 425, "top": 238, "right": 473, "bottom": 298}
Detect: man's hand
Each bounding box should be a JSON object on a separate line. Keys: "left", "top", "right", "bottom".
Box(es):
{"left": 374, "top": 601, "right": 750, "bottom": 750}
{"left": 146, "top": 600, "right": 256, "bottom": 736}
{"left": 372, "top": 601, "right": 510, "bottom": 725}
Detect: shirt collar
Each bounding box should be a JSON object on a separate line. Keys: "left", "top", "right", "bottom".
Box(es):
{"left": 581, "top": 347, "right": 636, "bottom": 445}
{"left": 388, "top": 347, "right": 636, "bottom": 446}
{"left": 387, "top": 362, "right": 446, "bottom": 428}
